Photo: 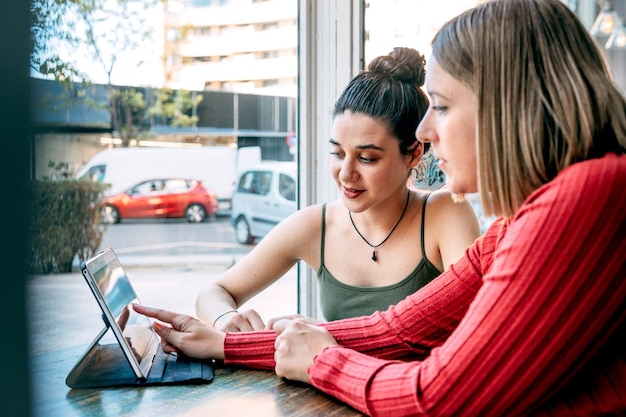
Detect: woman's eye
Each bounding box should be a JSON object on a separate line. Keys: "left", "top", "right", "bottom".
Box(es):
{"left": 330, "top": 151, "right": 375, "bottom": 163}
{"left": 432, "top": 105, "right": 446, "bottom": 114}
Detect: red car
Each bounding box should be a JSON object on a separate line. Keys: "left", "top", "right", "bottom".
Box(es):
{"left": 100, "top": 178, "right": 218, "bottom": 223}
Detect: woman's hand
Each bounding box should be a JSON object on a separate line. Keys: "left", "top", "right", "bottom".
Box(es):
{"left": 265, "top": 314, "right": 323, "bottom": 330}
{"left": 215, "top": 308, "right": 266, "bottom": 332}
{"left": 133, "top": 304, "right": 225, "bottom": 360}
{"left": 273, "top": 319, "right": 338, "bottom": 383}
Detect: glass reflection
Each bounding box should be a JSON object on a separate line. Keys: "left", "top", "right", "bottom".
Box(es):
{"left": 92, "top": 263, "right": 153, "bottom": 362}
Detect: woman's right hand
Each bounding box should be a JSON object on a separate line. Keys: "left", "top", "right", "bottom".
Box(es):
{"left": 273, "top": 319, "right": 338, "bottom": 383}
{"left": 133, "top": 304, "right": 226, "bottom": 360}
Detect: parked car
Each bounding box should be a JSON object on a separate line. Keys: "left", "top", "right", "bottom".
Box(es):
{"left": 77, "top": 146, "right": 261, "bottom": 213}
{"left": 100, "top": 178, "right": 218, "bottom": 224}
{"left": 231, "top": 162, "right": 297, "bottom": 244}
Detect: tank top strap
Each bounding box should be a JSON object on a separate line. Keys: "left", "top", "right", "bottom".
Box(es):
{"left": 420, "top": 193, "right": 432, "bottom": 259}
{"left": 320, "top": 203, "right": 327, "bottom": 267}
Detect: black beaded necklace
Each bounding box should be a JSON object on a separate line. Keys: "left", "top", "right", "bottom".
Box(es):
{"left": 348, "top": 190, "right": 411, "bottom": 262}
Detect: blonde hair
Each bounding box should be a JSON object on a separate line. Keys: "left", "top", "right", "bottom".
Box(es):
{"left": 431, "top": 0, "right": 626, "bottom": 217}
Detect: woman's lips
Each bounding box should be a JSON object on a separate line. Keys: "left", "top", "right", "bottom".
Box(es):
{"left": 343, "top": 187, "right": 363, "bottom": 199}
{"left": 436, "top": 156, "right": 447, "bottom": 171}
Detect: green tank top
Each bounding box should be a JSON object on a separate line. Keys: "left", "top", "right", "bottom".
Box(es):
{"left": 317, "top": 193, "right": 440, "bottom": 321}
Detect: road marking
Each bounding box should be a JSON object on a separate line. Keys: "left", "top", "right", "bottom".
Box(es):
{"left": 112, "top": 241, "right": 248, "bottom": 253}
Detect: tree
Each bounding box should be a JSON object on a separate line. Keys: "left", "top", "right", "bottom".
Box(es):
{"left": 31, "top": 0, "right": 86, "bottom": 83}
{"left": 31, "top": 0, "right": 159, "bottom": 146}
{"left": 148, "top": 88, "right": 204, "bottom": 128}
{"left": 111, "top": 88, "right": 146, "bottom": 145}
{"left": 76, "top": 0, "right": 158, "bottom": 146}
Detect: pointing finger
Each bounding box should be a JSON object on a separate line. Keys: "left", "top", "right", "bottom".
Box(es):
{"left": 133, "top": 305, "right": 187, "bottom": 328}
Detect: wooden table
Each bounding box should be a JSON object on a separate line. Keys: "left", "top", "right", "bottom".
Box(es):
{"left": 27, "top": 273, "right": 364, "bottom": 417}
{"left": 30, "top": 345, "right": 363, "bottom": 417}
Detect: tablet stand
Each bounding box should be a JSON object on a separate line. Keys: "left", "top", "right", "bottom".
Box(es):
{"left": 66, "top": 315, "right": 143, "bottom": 389}
{"left": 66, "top": 314, "right": 214, "bottom": 389}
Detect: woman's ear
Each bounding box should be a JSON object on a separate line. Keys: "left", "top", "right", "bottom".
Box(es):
{"left": 407, "top": 141, "right": 424, "bottom": 169}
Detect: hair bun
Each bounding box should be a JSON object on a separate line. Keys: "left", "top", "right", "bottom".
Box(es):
{"left": 368, "top": 47, "right": 426, "bottom": 87}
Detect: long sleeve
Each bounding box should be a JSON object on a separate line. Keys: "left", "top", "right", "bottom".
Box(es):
{"left": 307, "top": 154, "right": 626, "bottom": 416}
{"left": 223, "top": 330, "right": 277, "bottom": 370}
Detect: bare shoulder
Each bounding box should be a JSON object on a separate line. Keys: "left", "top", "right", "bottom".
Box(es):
{"left": 424, "top": 189, "right": 479, "bottom": 228}
{"left": 270, "top": 203, "right": 325, "bottom": 237}
{"left": 426, "top": 189, "right": 474, "bottom": 211}
{"left": 246, "top": 204, "right": 325, "bottom": 267}
{"left": 422, "top": 190, "right": 480, "bottom": 269}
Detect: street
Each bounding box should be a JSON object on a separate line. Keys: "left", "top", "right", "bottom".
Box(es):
{"left": 97, "top": 214, "right": 253, "bottom": 262}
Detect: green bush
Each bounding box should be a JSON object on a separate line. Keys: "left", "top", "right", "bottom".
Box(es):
{"left": 29, "top": 180, "right": 108, "bottom": 274}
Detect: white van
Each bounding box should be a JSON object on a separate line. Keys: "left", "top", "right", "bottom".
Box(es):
{"left": 76, "top": 146, "right": 261, "bottom": 212}
{"left": 231, "top": 162, "right": 297, "bottom": 244}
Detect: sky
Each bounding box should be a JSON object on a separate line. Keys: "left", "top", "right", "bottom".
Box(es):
{"left": 32, "top": 0, "right": 164, "bottom": 88}
{"left": 89, "top": 3, "right": 164, "bottom": 87}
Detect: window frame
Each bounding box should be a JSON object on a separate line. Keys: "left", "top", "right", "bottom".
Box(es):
{"left": 296, "top": 0, "right": 365, "bottom": 318}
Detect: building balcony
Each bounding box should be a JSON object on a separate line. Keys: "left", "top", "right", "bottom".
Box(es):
{"left": 178, "top": 25, "right": 297, "bottom": 57}
{"left": 164, "top": 0, "right": 296, "bottom": 27}
{"left": 170, "top": 55, "right": 296, "bottom": 92}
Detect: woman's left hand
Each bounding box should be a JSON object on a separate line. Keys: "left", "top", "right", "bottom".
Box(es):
{"left": 273, "top": 319, "right": 338, "bottom": 383}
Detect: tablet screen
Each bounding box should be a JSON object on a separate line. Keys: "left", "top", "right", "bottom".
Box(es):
{"left": 82, "top": 248, "right": 159, "bottom": 380}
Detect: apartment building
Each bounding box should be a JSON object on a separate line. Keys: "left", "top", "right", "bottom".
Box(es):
{"left": 162, "top": 0, "right": 298, "bottom": 97}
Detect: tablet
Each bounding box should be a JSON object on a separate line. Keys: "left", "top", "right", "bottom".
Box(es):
{"left": 80, "top": 247, "right": 160, "bottom": 381}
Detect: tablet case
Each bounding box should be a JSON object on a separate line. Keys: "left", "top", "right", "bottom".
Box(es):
{"left": 66, "top": 315, "right": 214, "bottom": 389}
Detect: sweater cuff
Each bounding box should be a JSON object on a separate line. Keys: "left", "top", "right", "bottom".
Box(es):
{"left": 223, "top": 330, "right": 277, "bottom": 370}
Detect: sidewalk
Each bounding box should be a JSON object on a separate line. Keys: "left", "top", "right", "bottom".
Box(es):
{"left": 71, "top": 251, "right": 249, "bottom": 270}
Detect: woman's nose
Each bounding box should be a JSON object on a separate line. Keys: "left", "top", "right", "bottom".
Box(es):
{"left": 416, "top": 117, "right": 433, "bottom": 144}
{"left": 338, "top": 158, "right": 357, "bottom": 182}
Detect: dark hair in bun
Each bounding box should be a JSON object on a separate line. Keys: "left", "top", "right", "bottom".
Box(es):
{"left": 333, "top": 47, "right": 429, "bottom": 154}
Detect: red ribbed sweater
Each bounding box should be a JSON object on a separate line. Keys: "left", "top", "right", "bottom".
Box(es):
{"left": 224, "top": 154, "right": 626, "bottom": 416}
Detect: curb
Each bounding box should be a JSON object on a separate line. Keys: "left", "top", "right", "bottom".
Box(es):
{"left": 72, "top": 254, "right": 245, "bottom": 270}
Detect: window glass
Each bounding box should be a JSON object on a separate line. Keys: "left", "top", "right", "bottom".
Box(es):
{"left": 79, "top": 165, "right": 106, "bottom": 182}
{"left": 28, "top": 0, "right": 613, "bottom": 363}
{"left": 131, "top": 180, "right": 158, "bottom": 195}
{"left": 238, "top": 171, "right": 273, "bottom": 195}
{"left": 365, "top": 0, "right": 479, "bottom": 66}
{"left": 279, "top": 173, "right": 295, "bottom": 201}
{"left": 257, "top": 172, "right": 272, "bottom": 196}
{"left": 163, "top": 179, "right": 190, "bottom": 193}
{"left": 29, "top": 0, "right": 299, "bottom": 354}
{"left": 237, "top": 171, "right": 255, "bottom": 194}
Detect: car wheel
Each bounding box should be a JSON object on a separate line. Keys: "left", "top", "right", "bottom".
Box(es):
{"left": 101, "top": 205, "right": 120, "bottom": 224}
{"left": 234, "top": 216, "right": 255, "bottom": 244}
{"left": 186, "top": 203, "right": 207, "bottom": 223}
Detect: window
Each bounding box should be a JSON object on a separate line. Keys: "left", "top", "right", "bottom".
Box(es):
{"left": 29, "top": 0, "right": 521, "bottom": 345}
{"left": 278, "top": 173, "right": 295, "bottom": 201}
{"left": 163, "top": 179, "right": 191, "bottom": 193}
{"left": 237, "top": 170, "right": 271, "bottom": 195}
{"left": 78, "top": 164, "right": 106, "bottom": 182}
